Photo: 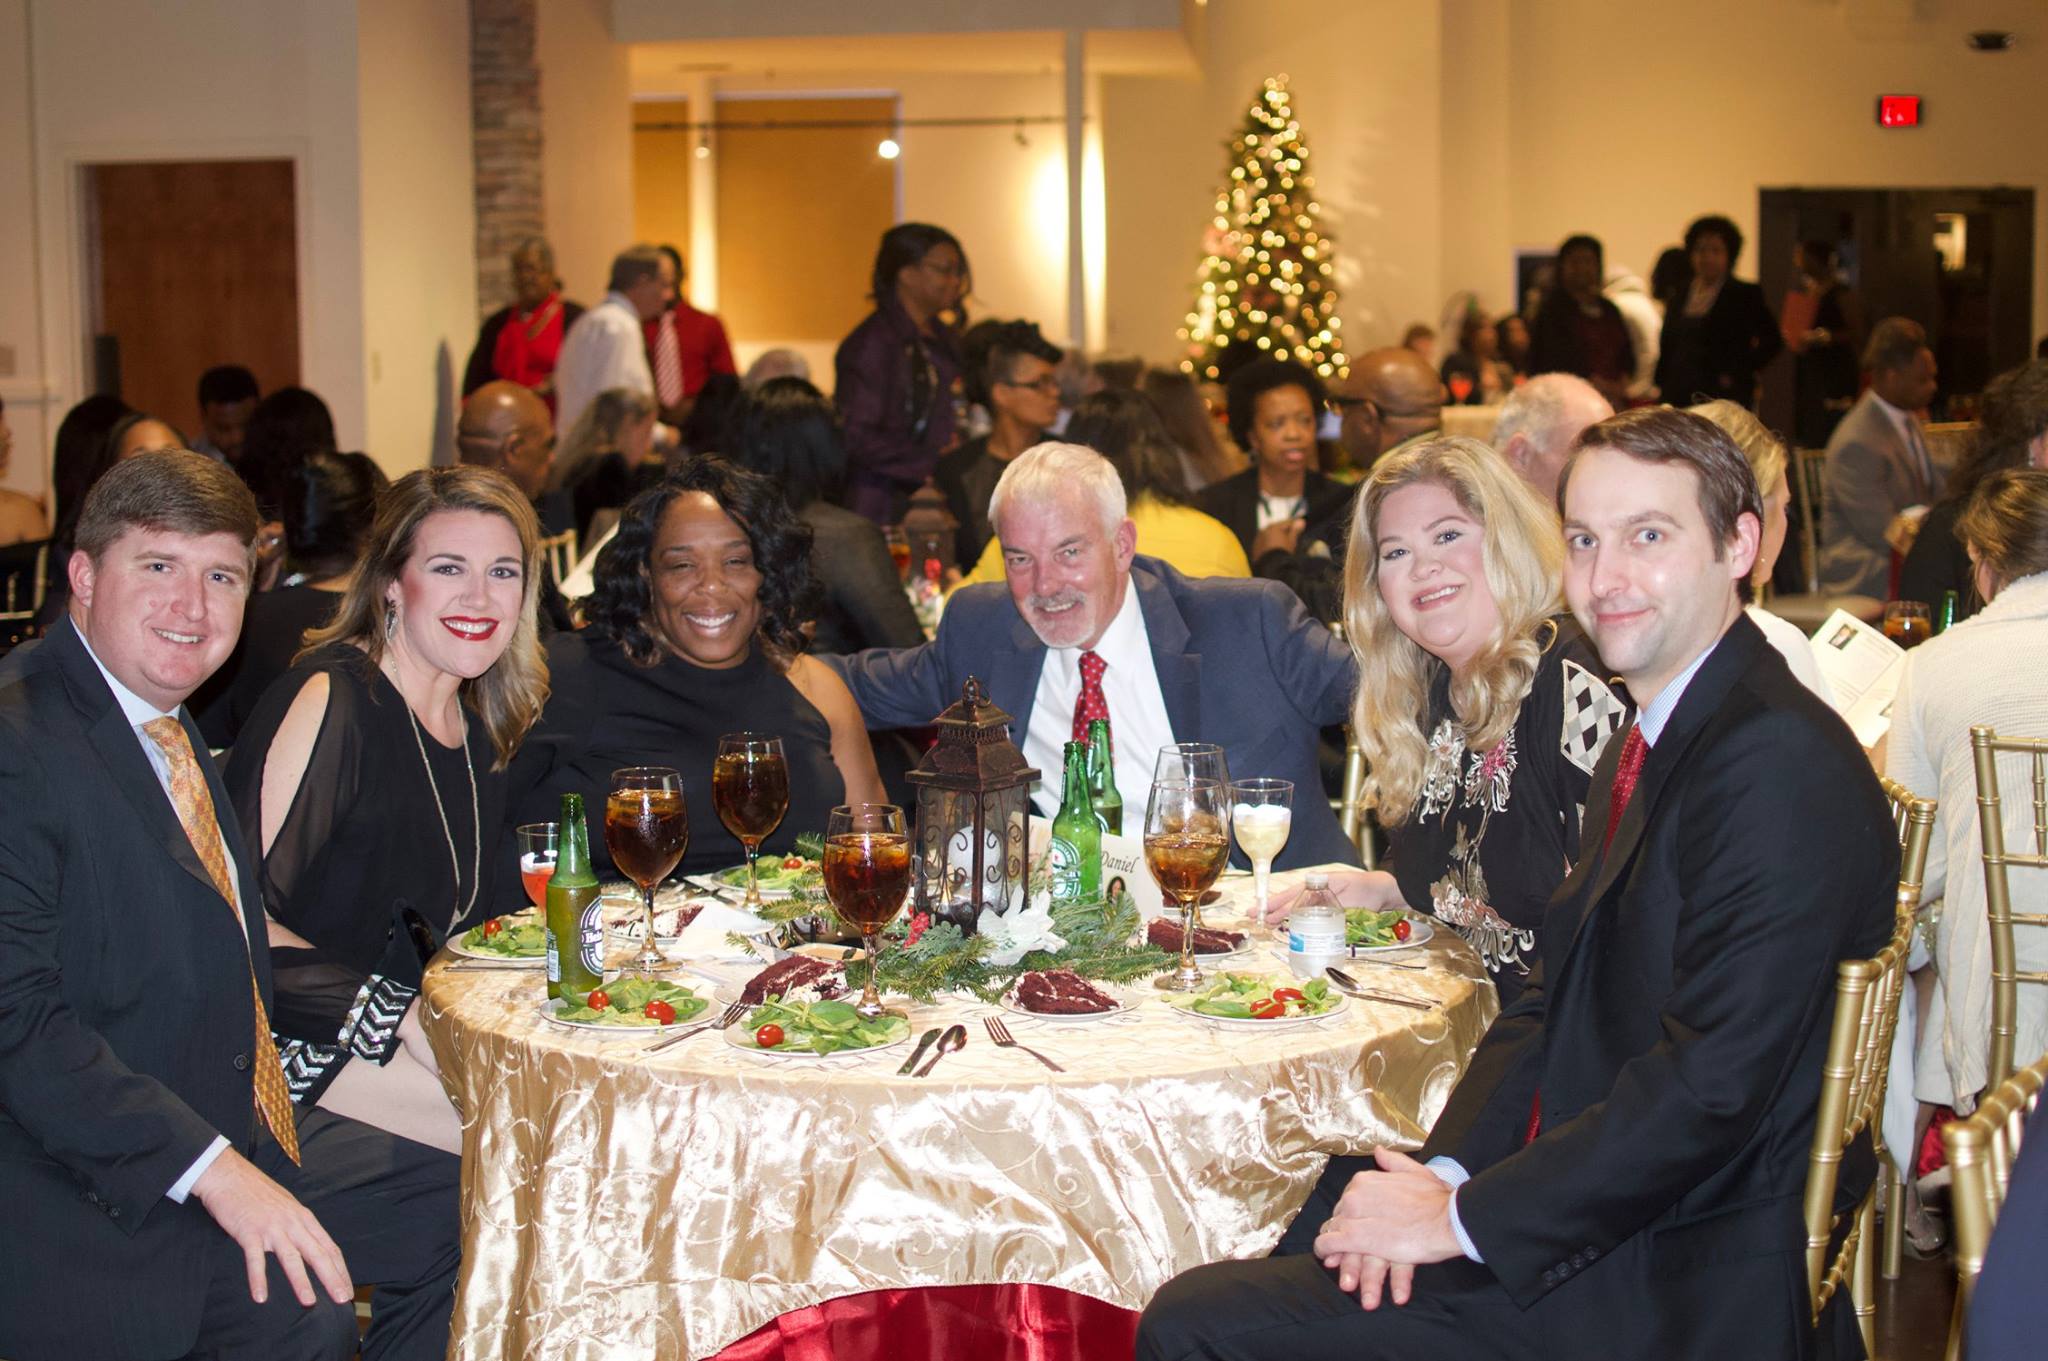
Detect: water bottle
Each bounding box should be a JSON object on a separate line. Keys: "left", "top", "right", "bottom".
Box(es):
{"left": 1287, "top": 873, "right": 1346, "bottom": 979}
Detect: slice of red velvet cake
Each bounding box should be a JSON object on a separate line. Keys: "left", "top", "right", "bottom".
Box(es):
{"left": 1013, "top": 968, "right": 1119, "bottom": 1014}
{"left": 1145, "top": 918, "right": 1246, "bottom": 955}
{"left": 740, "top": 954, "right": 848, "bottom": 1005}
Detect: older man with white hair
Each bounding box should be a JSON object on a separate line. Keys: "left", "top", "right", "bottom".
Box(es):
{"left": 1491, "top": 373, "right": 1613, "bottom": 505}
{"left": 828, "top": 442, "right": 1360, "bottom": 868}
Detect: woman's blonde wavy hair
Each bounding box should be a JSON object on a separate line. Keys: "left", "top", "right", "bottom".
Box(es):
{"left": 1343, "top": 435, "right": 1564, "bottom": 824}
{"left": 303, "top": 465, "right": 549, "bottom": 769}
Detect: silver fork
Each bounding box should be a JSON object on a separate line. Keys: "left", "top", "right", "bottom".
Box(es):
{"left": 983, "top": 1015, "right": 1064, "bottom": 1073}
{"left": 647, "top": 1000, "right": 746, "bottom": 1052}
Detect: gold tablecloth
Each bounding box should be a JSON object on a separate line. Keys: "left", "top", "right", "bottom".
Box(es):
{"left": 421, "top": 880, "right": 1498, "bottom": 1360}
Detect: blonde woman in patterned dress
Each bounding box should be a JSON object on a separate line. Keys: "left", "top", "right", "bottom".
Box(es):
{"left": 1269, "top": 436, "right": 1630, "bottom": 1004}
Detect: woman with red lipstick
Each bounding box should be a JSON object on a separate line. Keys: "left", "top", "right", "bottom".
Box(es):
{"left": 509, "top": 455, "right": 884, "bottom": 879}
{"left": 225, "top": 466, "right": 548, "bottom": 1151}
{"left": 1268, "top": 436, "right": 1631, "bottom": 1005}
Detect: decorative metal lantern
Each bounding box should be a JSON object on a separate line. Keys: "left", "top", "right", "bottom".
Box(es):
{"left": 906, "top": 677, "right": 1039, "bottom": 935}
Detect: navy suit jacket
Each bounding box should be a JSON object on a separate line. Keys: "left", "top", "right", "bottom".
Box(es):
{"left": 1418, "top": 615, "right": 1895, "bottom": 1358}
{"left": 0, "top": 619, "right": 274, "bottom": 1359}
{"left": 825, "top": 555, "right": 1361, "bottom": 869}
{"left": 1968, "top": 1097, "right": 2048, "bottom": 1360}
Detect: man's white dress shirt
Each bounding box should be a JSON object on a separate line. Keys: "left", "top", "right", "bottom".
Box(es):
{"left": 554, "top": 292, "right": 656, "bottom": 436}
{"left": 1022, "top": 582, "right": 1176, "bottom": 821}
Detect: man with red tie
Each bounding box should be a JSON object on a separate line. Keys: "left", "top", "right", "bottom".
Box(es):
{"left": 826, "top": 441, "right": 1358, "bottom": 869}
{"left": 1137, "top": 407, "right": 1896, "bottom": 1359}
{"left": 644, "top": 243, "right": 737, "bottom": 429}
{"left": 0, "top": 451, "right": 459, "bottom": 1361}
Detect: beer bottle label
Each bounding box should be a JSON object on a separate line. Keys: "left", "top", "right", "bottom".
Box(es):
{"left": 577, "top": 900, "right": 607, "bottom": 976}
{"left": 1049, "top": 837, "right": 1083, "bottom": 903}
{"left": 546, "top": 930, "right": 561, "bottom": 985}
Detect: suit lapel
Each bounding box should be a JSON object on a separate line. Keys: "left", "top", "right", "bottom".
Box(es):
{"left": 1561, "top": 616, "right": 1770, "bottom": 963}
{"left": 1134, "top": 562, "right": 1202, "bottom": 741}
{"left": 988, "top": 609, "right": 1048, "bottom": 744}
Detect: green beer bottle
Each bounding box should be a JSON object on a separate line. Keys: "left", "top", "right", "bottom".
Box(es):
{"left": 545, "top": 793, "right": 603, "bottom": 1003}
{"left": 1085, "top": 717, "right": 1122, "bottom": 835}
{"left": 1937, "top": 589, "right": 1960, "bottom": 634}
{"left": 1049, "top": 740, "right": 1102, "bottom": 905}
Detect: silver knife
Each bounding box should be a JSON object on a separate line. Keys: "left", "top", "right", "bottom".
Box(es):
{"left": 897, "top": 1027, "right": 943, "bottom": 1075}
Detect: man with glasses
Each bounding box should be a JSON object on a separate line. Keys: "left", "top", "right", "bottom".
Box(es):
{"left": 1327, "top": 346, "right": 1446, "bottom": 476}
{"left": 935, "top": 320, "right": 1064, "bottom": 567}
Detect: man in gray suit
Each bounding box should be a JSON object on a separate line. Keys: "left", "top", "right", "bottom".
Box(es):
{"left": 827, "top": 441, "right": 1360, "bottom": 869}
{"left": 1817, "top": 317, "right": 1941, "bottom": 597}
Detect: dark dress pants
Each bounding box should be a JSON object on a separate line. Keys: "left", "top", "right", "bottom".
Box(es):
{"left": 184, "top": 1107, "right": 461, "bottom": 1361}
{"left": 1136, "top": 1156, "right": 1543, "bottom": 1361}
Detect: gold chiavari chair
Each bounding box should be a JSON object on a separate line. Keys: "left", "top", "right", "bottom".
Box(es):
{"left": 1328, "top": 620, "right": 1376, "bottom": 869}
{"left": 1876, "top": 776, "right": 1939, "bottom": 1279}
{"left": 1803, "top": 896, "right": 1918, "bottom": 1359}
{"left": 1970, "top": 725, "right": 2048, "bottom": 1086}
{"left": 1940, "top": 1048, "right": 2048, "bottom": 1361}
{"left": 538, "top": 528, "right": 578, "bottom": 588}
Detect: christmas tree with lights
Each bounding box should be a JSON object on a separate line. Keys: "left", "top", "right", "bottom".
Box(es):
{"left": 1180, "top": 76, "right": 1348, "bottom": 382}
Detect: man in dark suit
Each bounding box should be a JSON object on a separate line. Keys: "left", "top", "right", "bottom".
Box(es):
{"left": 827, "top": 440, "right": 1358, "bottom": 870}
{"left": 1818, "top": 317, "right": 1943, "bottom": 599}
{"left": 0, "top": 451, "right": 459, "bottom": 1361}
{"left": 1137, "top": 407, "right": 1896, "bottom": 1359}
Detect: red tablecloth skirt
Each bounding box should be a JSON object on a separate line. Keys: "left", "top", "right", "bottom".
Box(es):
{"left": 710, "top": 1285, "right": 1138, "bottom": 1361}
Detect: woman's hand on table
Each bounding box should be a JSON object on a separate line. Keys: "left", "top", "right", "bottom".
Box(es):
{"left": 1261, "top": 869, "right": 1405, "bottom": 925}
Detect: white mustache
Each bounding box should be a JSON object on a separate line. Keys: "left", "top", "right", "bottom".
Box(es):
{"left": 1027, "top": 591, "right": 1085, "bottom": 613}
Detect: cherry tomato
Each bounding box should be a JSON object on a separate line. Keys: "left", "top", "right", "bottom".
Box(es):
{"left": 782, "top": 856, "right": 807, "bottom": 870}
{"left": 1393, "top": 918, "right": 1412, "bottom": 942}
{"left": 756, "top": 1023, "right": 785, "bottom": 1048}
{"left": 586, "top": 989, "right": 610, "bottom": 1011}
{"left": 1251, "top": 999, "right": 1285, "bottom": 1019}
{"left": 1273, "top": 988, "right": 1305, "bottom": 1004}
{"left": 644, "top": 1000, "right": 676, "bottom": 1024}
{"left": 482, "top": 918, "right": 503, "bottom": 937}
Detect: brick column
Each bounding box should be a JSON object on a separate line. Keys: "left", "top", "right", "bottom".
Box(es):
{"left": 470, "top": 0, "right": 542, "bottom": 323}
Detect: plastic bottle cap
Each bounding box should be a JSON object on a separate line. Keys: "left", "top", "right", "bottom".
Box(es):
{"left": 1304, "top": 872, "right": 1328, "bottom": 889}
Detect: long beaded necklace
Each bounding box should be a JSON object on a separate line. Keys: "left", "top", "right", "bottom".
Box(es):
{"left": 403, "top": 702, "right": 481, "bottom": 938}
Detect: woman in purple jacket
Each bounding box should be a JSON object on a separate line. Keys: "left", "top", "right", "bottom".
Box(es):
{"left": 832, "top": 222, "right": 970, "bottom": 523}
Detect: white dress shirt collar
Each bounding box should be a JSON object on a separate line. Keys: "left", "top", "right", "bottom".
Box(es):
{"left": 76, "top": 628, "right": 180, "bottom": 729}
{"left": 1636, "top": 633, "right": 1722, "bottom": 747}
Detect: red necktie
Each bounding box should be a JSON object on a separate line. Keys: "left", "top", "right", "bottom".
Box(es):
{"left": 1526, "top": 723, "right": 1649, "bottom": 1147}
{"left": 1072, "top": 651, "right": 1108, "bottom": 742}
{"left": 1602, "top": 725, "right": 1648, "bottom": 852}
{"left": 653, "top": 312, "right": 685, "bottom": 408}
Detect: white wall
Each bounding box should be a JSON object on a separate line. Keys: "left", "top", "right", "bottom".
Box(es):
{"left": 539, "top": 0, "right": 635, "bottom": 307}
{"left": 357, "top": 0, "right": 475, "bottom": 472}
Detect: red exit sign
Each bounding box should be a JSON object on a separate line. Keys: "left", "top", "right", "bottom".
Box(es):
{"left": 1877, "top": 94, "right": 1922, "bottom": 127}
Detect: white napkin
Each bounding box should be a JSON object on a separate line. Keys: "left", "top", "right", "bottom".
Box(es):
{"left": 672, "top": 902, "right": 775, "bottom": 961}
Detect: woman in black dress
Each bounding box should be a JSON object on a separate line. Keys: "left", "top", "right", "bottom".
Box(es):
{"left": 509, "top": 455, "right": 884, "bottom": 880}
{"left": 226, "top": 466, "right": 548, "bottom": 1152}
{"left": 1270, "top": 436, "right": 1631, "bottom": 1004}
{"left": 1655, "top": 214, "right": 1784, "bottom": 409}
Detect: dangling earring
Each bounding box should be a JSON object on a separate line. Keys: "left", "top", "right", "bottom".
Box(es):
{"left": 384, "top": 599, "right": 398, "bottom": 641}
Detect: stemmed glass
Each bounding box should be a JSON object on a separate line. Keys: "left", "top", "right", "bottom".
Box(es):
{"left": 823, "top": 804, "right": 913, "bottom": 1019}
{"left": 713, "top": 733, "right": 789, "bottom": 907}
{"left": 1145, "top": 778, "right": 1233, "bottom": 992}
{"left": 514, "top": 822, "right": 557, "bottom": 911}
{"left": 1154, "top": 745, "right": 1230, "bottom": 924}
{"left": 605, "top": 766, "right": 688, "bottom": 975}
{"left": 1230, "top": 779, "right": 1293, "bottom": 928}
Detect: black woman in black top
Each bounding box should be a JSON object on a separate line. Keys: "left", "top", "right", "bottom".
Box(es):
{"left": 508, "top": 456, "right": 885, "bottom": 879}
{"left": 224, "top": 466, "right": 549, "bottom": 1151}
{"left": 1267, "top": 437, "right": 1630, "bottom": 1006}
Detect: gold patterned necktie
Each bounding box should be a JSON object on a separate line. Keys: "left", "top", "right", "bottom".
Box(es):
{"left": 141, "top": 716, "right": 301, "bottom": 1164}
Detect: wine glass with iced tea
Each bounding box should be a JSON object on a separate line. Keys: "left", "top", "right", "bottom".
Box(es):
{"left": 605, "top": 766, "right": 688, "bottom": 975}
{"left": 1145, "top": 778, "right": 1232, "bottom": 992}
{"left": 823, "top": 803, "right": 912, "bottom": 1019}
{"left": 713, "top": 733, "right": 789, "bottom": 907}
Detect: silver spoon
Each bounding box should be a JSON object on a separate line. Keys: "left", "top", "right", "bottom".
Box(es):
{"left": 914, "top": 1024, "right": 968, "bottom": 1077}
{"left": 897, "top": 1027, "right": 944, "bottom": 1075}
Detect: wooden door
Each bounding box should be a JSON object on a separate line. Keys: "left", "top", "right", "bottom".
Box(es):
{"left": 89, "top": 159, "right": 301, "bottom": 436}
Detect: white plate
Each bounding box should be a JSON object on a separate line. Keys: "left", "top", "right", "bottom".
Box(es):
{"left": 998, "top": 982, "right": 1139, "bottom": 1023}
{"left": 446, "top": 913, "right": 547, "bottom": 964}
{"left": 720, "top": 1014, "right": 913, "bottom": 1059}
{"left": 703, "top": 863, "right": 821, "bottom": 902}
{"left": 1345, "top": 915, "right": 1435, "bottom": 954}
{"left": 1163, "top": 982, "right": 1348, "bottom": 1027}
{"left": 536, "top": 994, "right": 712, "bottom": 1034}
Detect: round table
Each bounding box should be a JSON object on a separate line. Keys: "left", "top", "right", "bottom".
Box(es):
{"left": 421, "top": 884, "right": 1498, "bottom": 1360}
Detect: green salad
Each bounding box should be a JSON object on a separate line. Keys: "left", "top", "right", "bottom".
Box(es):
{"left": 556, "top": 977, "right": 708, "bottom": 1027}
{"left": 459, "top": 914, "right": 547, "bottom": 958}
{"left": 717, "top": 854, "right": 822, "bottom": 892}
{"left": 1171, "top": 972, "right": 1339, "bottom": 1020}
{"left": 740, "top": 995, "right": 909, "bottom": 1054}
{"left": 1345, "top": 908, "right": 1417, "bottom": 948}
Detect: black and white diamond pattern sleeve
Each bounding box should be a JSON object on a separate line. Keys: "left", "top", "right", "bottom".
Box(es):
{"left": 1560, "top": 658, "right": 1628, "bottom": 776}
{"left": 337, "top": 973, "right": 419, "bottom": 1064}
